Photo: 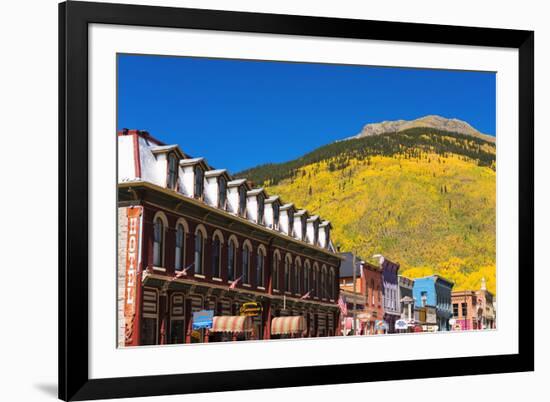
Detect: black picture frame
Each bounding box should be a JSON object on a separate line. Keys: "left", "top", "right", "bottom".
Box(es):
{"left": 59, "top": 1, "right": 534, "bottom": 400}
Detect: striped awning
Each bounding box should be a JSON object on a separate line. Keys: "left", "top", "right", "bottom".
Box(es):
{"left": 210, "top": 316, "right": 253, "bottom": 333}
{"left": 271, "top": 316, "right": 306, "bottom": 335}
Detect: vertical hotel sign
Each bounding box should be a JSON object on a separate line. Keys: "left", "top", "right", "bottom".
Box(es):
{"left": 124, "top": 206, "right": 143, "bottom": 345}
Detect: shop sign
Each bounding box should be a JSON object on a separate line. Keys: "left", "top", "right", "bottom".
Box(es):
{"left": 192, "top": 310, "right": 214, "bottom": 329}
{"left": 124, "top": 206, "right": 142, "bottom": 346}
{"left": 240, "top": 302, "right": 263, "bottom": 316}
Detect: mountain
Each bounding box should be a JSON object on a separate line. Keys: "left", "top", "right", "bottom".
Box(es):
{"left": 347, "top": 115, "right": 496, "bottom": 143}
{"left": 236, "top": 123, "right": 496, "bottom": 294}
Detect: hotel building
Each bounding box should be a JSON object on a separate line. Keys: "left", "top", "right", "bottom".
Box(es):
{"left": 117, "top": 129, "right": 342, "bottom": 346}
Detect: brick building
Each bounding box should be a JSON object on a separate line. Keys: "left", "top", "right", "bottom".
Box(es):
{"left": 117, "top": 130, "right": 342, "bottom": 347}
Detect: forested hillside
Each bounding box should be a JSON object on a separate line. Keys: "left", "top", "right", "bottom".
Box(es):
{"left": 236, "top": 128, "right": 496, "bottom": 294}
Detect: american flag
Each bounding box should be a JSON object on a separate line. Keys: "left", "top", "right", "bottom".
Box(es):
{"left": 338, "top": 295, "right": 348, "bottom": 316}
{"left": 172, "top": 263, "right": 194, "bottom": 280}
{"left": 229, "top": 275, "right": 242, "bottom": 289}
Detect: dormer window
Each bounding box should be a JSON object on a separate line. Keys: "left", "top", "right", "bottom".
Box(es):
{"left": 273, "top": 203, "right": 280, "bottom": 230}
{"left": 194, "top": 165, "right": 204, "bottom": 199}
{"left": 167, "top": 153, "right": 178, "bottom": 190}
{"left": 257, "top": 194, "right": 265, "bottom": 225}
{"left": 218, "top": 176, "right": 227, "bottom": 209}
{"left": 288, "top": 210, "right": 294, "bottom": 236}
{"left": 301, "top": 215, "right": 307, "bottom": 240}
{"left": 314, "top": 220, "right": 319, "bottom": 245}
{"left": 239, "top": 186, "right": 247, "bottom": 217}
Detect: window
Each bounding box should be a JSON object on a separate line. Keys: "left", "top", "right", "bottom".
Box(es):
{"left": 218, "top": 176, "right": 227, "bottom": 209}
{"left": 325, "top": 228, "right": 330, "bottom": 248}
{"left": 256, "top": 248, "right": 265, "bottom": 287}
{"left": 313, "top": 265, "right": 319, "bottom": 297}
{"left": 272, "top": 252, "right": 280, "bottom": 291}
{"left": 153, "top": 216, "right": 164, "bottom": 267}
{"left": 321, "top": 266, "right": 327, "bottom": 299}
{"left": 329, "top": 268, "right": 335, "bottom": 299}
{"left": 421, "top": 291, "right": 428, "bottom": 306}
{"left": 273, "top": 203, "right": 280, "bottom": 229}
{"left": 453, "top": 303, "right": 459, "bottom": 317}
{"left": 167, "top": 153, "right": 178, "bottom": 190}
{"left": 294, "top": 260, "right": 301, "bottom": 294}
{"left": 301, "top": 216, "right": 307, "bottom": 240}
{"left": 257, "top": 195, "right": 265, "bottom": 224}
{"left": 371, "top": 280, "right": 375, "bottom": 305}
{"left": 194, "top": 229, "right": 204, "bottom": 274}
{"left": 211, "top": 235, "right": 222, "bottom": 278}
{"left": 461, "top": 302, "right": 467, "bottom": 317}
{"left": 284, "top": 256, "right": 292, "bottom": 293}
{"left": 227, "top": 239, "right": 236, "bottom": 281}
{"left": 314, "top": 220, "right": 319, "bottom": 245}
{"left": 239, "top": 186, "right": 246, "bottom": 217}
{"left": 303, "top": 262, "right": 310, "bottom": 294}
{"left": 194, "top": 165, "right": 204, "bottom": 199}
{"left": 288, "top": 211, "right": 294, "bottom": 236}
{"left": 242, "top": 243, "right": 251, "bottom": 284}
{"left": 175, "top": 223, "right": 185, "bottom": 271}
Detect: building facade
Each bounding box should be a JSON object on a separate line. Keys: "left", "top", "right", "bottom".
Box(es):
{"left": 397, "top": 275, "right": 415, "bottom": 326}
{"left": 380, "top": 257, "right": 400, "bottom": 333}
{"left": 413, "top": 275, "right": 454, "bottom": 332}
{"left": 451, "top": 278, "right": 496, "bottom": 330}
{"left": 117, "top": 129, "right": 342, "bottom": 347}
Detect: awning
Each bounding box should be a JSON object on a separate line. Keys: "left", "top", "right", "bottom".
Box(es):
{"left": 271, "top": 316, "right": 306, "bottom": 335}
{"left": 210, "top": 316, "right": 253, "bottom": 333}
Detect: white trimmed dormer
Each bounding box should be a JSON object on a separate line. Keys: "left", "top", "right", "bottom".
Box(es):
{"left": 318, "top": 220, "right": 332, "bottom": 249}
{"left": 264, "top": 196, "right": 281, "bottom": 230}
{"left": 246, "top": 188, "right": 267, "bottom": 225}
{"left": 279, "top": 203, "right": 296, "bottom": 237}
{"left": 293, "top": 210, "right": 309, "bottom": 241}
{"left": 227, "top": 179, "right": 249, "bottom": 218}
{"left": 179, "top": 157, "right": 208, "bottom": 199}
{"left": 150, "top": 145, "right": 186, "bottom": 191}
{"left": 204, "top": 169, "right": 230, "bottom": 209}
{"left": 306, "top": 215, "right": 321, "bottom": 245}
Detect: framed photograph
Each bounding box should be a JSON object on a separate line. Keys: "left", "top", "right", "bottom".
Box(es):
{"left": 59, "top": 1, "right": 534, "bottom": 400}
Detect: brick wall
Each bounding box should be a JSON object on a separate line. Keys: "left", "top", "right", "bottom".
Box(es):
{"left": 117, "top": 207, "right": 128, "bottom": 348}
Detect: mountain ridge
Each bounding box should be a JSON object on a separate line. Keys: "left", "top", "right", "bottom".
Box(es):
{"left": 346, "top": 115, "right": 495, "bottom": 143}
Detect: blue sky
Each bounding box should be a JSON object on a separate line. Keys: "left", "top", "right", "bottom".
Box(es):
{"left": 118, "top": 54, "right": 496, "bottom": 173}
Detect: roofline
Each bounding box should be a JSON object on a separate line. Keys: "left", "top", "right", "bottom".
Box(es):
{"left": 119, "top": 180, "right": 345, "bottom": 261}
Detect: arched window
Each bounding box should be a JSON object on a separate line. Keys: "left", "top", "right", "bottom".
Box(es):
{"left": 329, "top": 268, "right": 335, "bottom": 299}
{"left": 194, "top": 165, "right": 204, "bottom": 199}
{"left": 256, "top": 247, "right": 265, "bottom": 287}
{"left": 211, "top": 232, "right": 223, "bottom": 278}
{"left": 153, "top": 216, "right": 164, "bottom": 267}
{"left": 321, "top": 266, "right": 327, "bottom": 299}
{"left": 303, "top": 261, "right": 310, "bottom": 294}
{"left": 284, "top": 255, "right": 292, "bottom": 293}
{"left": 313, "top": 264, "right": 319, "bottom": 297}
{"left": 294, "top": 258, "right": 301, "bottom": 294}
{"left": 194, "top": 228, "right": 205, "bottom": 275}
{"left": 242, "top": 242, "right": 251, "bottom": 284}
{"left": 174, "top": 223, "right": 186, "bottom": 271}
{"left": 227, "top": 238, "right": 237, "bottom": 281}
{"left": 272, "top": 251, "right": 281, "bottom": 291}
{"left": 167, "top": 153, "right": 178, "bottom": 190}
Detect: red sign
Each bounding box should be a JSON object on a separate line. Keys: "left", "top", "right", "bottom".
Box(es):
{"left": 124, "top": 206, "right": 142, "bottom": 345}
